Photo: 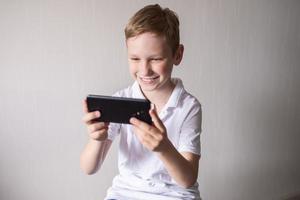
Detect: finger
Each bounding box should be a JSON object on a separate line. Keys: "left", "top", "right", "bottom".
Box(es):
{"left": 133, "top": 125, "right": 156, "bottom": 141}
{"left": 132, "top": 126, "right": 155, "bottom": 146}
{"left": 149, "top": 108, "right": 165, "bottom": 133}
{"left": 83, "top": 99, "right": 89, "bottom": 114}
{"left": 132, "top": 118, "right": 163, "bottom": 141}
{"left": 90, "top": 129, "right": 108, "bottom": 140}
{"left": 130, "top": 117, "right": 155, "bottom": 134}
{"left": 82, "top": 111, "right": 100, "bottom": 124}
{"left": 88, "top": 122, "right": 108, "bottom": 133}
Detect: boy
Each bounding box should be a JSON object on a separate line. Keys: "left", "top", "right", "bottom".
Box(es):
{"left": 80, "top": 4, "right": 202, "bottom": 200}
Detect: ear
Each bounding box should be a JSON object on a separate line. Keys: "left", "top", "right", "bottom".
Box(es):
{"left": 173, "top": 44, "right": 184, "bottom": 66}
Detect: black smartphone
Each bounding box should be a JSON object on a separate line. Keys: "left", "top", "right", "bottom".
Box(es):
{"left": 86, "top": 94, "right": 152, "bottom": 125}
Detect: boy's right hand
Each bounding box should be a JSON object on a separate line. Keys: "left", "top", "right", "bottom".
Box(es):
{"left": 82, "top": 99, "right": 110, "bottom": 141}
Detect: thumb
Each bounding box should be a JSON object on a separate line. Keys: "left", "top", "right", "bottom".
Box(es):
{"left": 149, "top": 105, "right": 165, "bottom": 132}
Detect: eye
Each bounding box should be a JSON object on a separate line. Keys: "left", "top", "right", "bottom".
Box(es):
{"left": 130, "top": 57, "right": 140, "bottom": 61}
{"left": 151, "top": 58, "right": 163, "bottom": 61}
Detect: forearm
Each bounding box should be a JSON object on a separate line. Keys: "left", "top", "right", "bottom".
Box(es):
{"left": 80, "top": 139, "right": 111, "bottom": 174}
{"left": 156, "top": 140, "right": 198, "bottom": 188}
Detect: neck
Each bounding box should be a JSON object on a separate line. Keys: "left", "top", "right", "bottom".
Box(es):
{"left": 141, "top": 80, "right": 175, "bottom": 113}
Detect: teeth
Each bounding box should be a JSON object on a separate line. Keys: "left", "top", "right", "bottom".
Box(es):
{"left": 141, "top": 76, "right": 158, "bottom": 80}
{"left": 142, "top": 78, "right": 153, "bottom": 82}
{"left": 140, "top": 76, "right": 158, "bottom": 83}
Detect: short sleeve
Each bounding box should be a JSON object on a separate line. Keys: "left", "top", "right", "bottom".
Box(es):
{"left": 178, "top": 104, "right": 202, "bottom": 155}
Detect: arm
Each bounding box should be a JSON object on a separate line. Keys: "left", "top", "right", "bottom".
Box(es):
{"left": 80, "top": 99, "right": 112, "bottom": 174}
{"left": 130, "top": 109, "right": 200, "bottom": 188}
{"left": 80, "top": 139, "right": 112, "bottom": 175}
{"left": 156, "top": 142, "right": 200, "bottom": 188}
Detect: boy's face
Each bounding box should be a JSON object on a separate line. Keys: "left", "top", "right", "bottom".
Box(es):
{"left": 126, "top": 32, "right": 182, "bottom": 93}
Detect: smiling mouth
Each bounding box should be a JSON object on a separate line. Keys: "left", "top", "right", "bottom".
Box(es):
{"left": 139, "top": 76, "right": 159, "bottom": 83}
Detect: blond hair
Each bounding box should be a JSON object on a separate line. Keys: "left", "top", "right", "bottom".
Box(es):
{"left": 125, "top": 4, "right": 180, "bottom": 55}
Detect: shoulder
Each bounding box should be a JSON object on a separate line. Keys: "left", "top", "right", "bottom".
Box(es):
{"left": 181, "top": 90, "right": 201, "bottom": 108}
{"left": 169, "top": 78, "right": 202, "bottom": 122}
{"left": 179, "top": 88, "right": 202, "bottom": 115}
{"left": 172, "top": 78, "right": 201, "bottom": 111}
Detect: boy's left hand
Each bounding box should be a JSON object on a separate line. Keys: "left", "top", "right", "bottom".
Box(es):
{"left": 130, "top": 109, "right": 170, "bottom": 152}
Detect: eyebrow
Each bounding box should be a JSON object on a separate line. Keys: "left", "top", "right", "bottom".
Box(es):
{"left": 128, "top": 53, "right": 165, "bottom": 58}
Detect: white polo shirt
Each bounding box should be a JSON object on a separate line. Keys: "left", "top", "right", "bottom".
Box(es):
{"left": 105, "top": 78, "right": 202, "bottom": 200}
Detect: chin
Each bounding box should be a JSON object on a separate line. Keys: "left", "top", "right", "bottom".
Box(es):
{"left": 139, "top": 83, "right": 158, "bottom": 92}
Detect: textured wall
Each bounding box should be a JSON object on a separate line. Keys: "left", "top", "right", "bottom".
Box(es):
{"left": 0, "top": 0, "right": 299, "bottom": 199}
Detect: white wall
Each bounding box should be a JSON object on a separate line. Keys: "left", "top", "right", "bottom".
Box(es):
{"left": 0, "top": 0, "right": 299, "bottom": 199}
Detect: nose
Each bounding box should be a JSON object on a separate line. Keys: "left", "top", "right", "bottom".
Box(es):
{"left": 139, "top": 60, "right": 152, "bottom": 75}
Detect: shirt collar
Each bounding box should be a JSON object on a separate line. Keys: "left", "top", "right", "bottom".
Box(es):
{"left": 131, "top": 77, "right": 184, "bottom": 109}
{"left": 164, "top": 78, "right": 184, "bottom": 109}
